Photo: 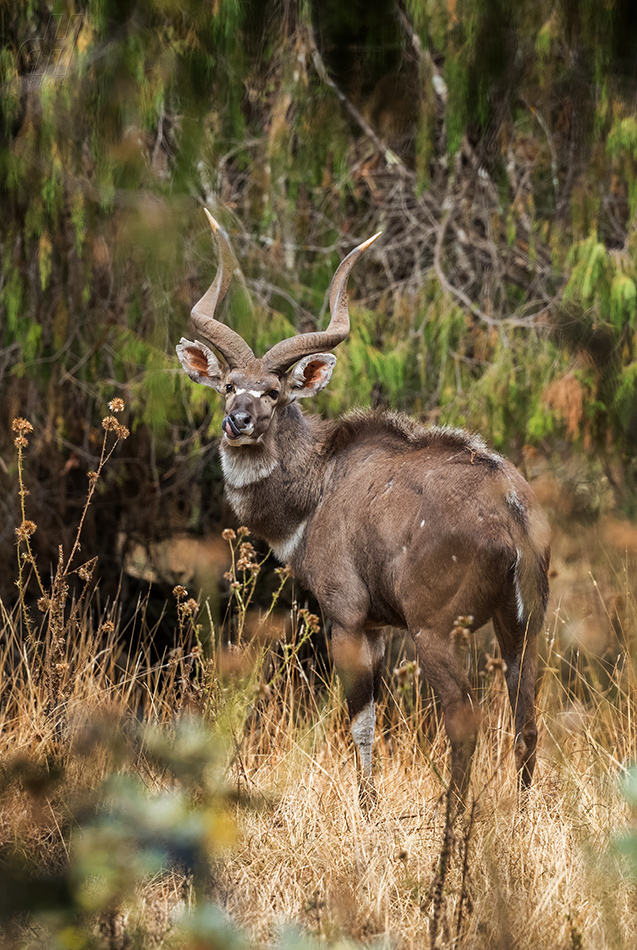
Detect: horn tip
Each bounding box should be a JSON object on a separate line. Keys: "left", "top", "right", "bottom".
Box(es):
{"left": 203, "top": 207, "right": 220, "bottom": 232}
{"left": 361, "top": 231, "right": 382, "bottom": 250}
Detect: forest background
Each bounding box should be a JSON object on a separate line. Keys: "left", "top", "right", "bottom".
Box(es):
{"left": 2, "top": 1, "right": 637, "bottom": 948}
{"left": 5, "top": 0, "right": 637, "bottom": 603}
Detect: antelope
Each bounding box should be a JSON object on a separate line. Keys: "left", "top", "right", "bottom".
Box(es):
{"left": 177, "top": 210, "right": 551, "bottom": 808}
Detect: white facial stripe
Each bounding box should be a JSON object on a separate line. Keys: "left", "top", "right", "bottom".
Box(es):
{"left": 269, "top": 519, "right": 307, "bottom": 564}
{"left": 221, "top": 450, "right": 279, "bottom": 488}
{"left": 234, "top": 388, "right": 265, "bottom": 398}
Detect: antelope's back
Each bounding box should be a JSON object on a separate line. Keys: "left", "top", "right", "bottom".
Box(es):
{"left": 303, "top": 414, "right": 550, "bottom": 630}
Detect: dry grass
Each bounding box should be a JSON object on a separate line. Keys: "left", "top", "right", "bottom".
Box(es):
{"left": 217, "top": 640, "right": 636, "bottom": 950}
{"left": 1, "top": 580, "right": 634, "bottom": 949}
{"left": 1, "top": 423, "right": 636, "bottom": 947}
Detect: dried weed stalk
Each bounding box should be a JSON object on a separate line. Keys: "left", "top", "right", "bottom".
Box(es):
{"left": 12, "top": 405, "right": 129, "bottom": 724}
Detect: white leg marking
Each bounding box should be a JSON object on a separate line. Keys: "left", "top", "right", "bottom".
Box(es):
{"left": 350, "top": 701, "right": 375, "bottom": 777}
{"left": 269, "top": 519, "right": 308, "bottom": 564}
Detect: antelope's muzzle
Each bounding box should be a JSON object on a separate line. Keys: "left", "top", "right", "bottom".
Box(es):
{"left": 223, "top": 411, "right": 253, "bottom": 439}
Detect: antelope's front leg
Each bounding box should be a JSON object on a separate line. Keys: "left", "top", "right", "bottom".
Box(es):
{"left": 331, "top": 626, "right": 385, "bottom": 813}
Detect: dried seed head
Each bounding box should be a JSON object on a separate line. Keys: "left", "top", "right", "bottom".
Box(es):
{"left": 221, "top": 528, "right": 236, "bottom": 541}
{"left": 172, "top": 585, "right": 188, "bottom": 599}
{"left": 452, "top": 625, "right": 471, "bottom": 645}
{"left": 274, "top": 565, "right": 292, "bottom": 577}
{"left": 299, "top": 609, "right": 320, "bottom": 634}
{"left": 102, "top": 416, "right": 118, "bottom": 431}
{"left": 394, "top": 660, "right": 416, "bottom": 687}
{"left": 223, "top": 571, "right": 235, "bottom": 581}
{"left": 78, "top": 562, "right": 94, "bottom": 582}
{"left": 37, "top": 596, "right": 50, "bottom": 612}
{"left": 237, "top": 525, "right": 250, "bottom": 537}
{"left": 108, "top": 398, "right": 125, "bottom": 413}
{"left": 179, "top": 597, "right": 199, "bottom": 617}
{"left": 99, "top": 621, "right": 115, "bottom": 635}
{"left": 451, "top": 614, "right": 474, "bottom": 645}
{"left": 116, "top": 424, "right": 130, "bottom": 440}
{"left": 14, "top": 435, "right": 28, "bottom": 448}
{"left": 485, "top": 653, "right": 507, "bottom": 674}
{"left": 236, "top": 540, "right": 259, "bottom": 572}
{"left": 15, "top": 520, "right": 37, "bottom": 541}
{"left": 87, "top": 470, "right": 99, "bottom": 484}
{"left": 12, "top": 418, "right": 34, "bottom": 435}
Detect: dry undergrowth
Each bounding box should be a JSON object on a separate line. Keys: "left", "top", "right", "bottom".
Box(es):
{"left": 216, "top": 648, "right": 636, "bottom": 950}
{"left": 1, "top": 416, "right": 636, "bottom": 948}
{"left": 2, "top": 588, "right": 634, "bottom": 949}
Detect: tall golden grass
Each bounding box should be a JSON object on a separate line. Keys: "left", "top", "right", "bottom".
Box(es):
{"left": 1, "top": 415, "right": 636, "bottom": 948}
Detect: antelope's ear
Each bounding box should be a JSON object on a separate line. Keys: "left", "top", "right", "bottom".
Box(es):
{"left": 288, "top": 353, "right": 336, "bottom": 400}
{"left": 176, "top": 338, "right": 225, "bottom": 392}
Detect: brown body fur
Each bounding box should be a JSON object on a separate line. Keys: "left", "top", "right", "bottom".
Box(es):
{"left": 220, "top": 403, "right": 550, "bottom": 804}
{"left": 176, "top": 215, "right": 550, "bottom": 808}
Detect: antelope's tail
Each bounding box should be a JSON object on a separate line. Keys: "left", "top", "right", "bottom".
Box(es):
{"left": 513, "top": 504, "right": 551, "bottom": 637}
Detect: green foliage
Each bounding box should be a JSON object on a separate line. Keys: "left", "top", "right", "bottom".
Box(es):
{"left": 607, "top": 116, "right": 637, "bottom": 163}
{"left": 5, "top": 0, "right": 637, "bottom": 575}
{"left": 613, "top": 766, "right": 637, "bottom": 880}
{"left": 610, "top": 274, "right": 637, "bottom": 332}
{"left": 614, "top": 363, "right": 637, "bottom": 434}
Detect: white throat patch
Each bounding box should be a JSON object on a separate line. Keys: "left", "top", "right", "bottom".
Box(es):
{"left": 221, "top": 450, "right": 279, "bottom": 488}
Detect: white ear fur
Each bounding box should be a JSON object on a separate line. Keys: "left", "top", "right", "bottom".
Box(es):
{"left": 288, "top": 353, "right": 337, "bottom": 400}
{"left": 176, "top": 338, "right": 225, "bottom": 392}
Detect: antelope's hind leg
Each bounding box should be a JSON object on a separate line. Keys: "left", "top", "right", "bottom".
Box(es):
{"left": 410, "top": 625, "right": 480, "bottom": 806}
{"left": 331, "top": 626, "right": 385, "bottom": 812}
{"left": 493, "top": 604, "right": 539, "bottom": 791}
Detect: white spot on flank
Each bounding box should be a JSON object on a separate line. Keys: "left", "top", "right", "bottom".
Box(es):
{"left": 452, "top": 554, "right": 457, "bottom": 562}
{"left": 221, "top": 450, "right": 278, "bottom": 488}
{"left": 514, "top": 548, "right": 525, "bottom": 625}
{"left": 269, "top": 519, "right": 308, "bottom": 564}
{"left": 420, "top": 519, "right": 425, "bottom": 528}
{"left": 350, "top": 701, "right": 375, "bottom": 776}
{"left": 506, "top": 488, "right": 525, "bottom": 521}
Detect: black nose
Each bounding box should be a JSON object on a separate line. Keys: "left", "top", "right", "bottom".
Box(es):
{"left": 224, "top": 411, "right": 252, "bottom": 437}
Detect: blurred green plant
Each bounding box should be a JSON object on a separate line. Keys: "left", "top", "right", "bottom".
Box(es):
{"left": 615, "top": 765, "right": 637, "bottom": 879}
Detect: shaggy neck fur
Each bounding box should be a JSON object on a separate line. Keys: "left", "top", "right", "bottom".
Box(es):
{"left": 220, "top": 403, "right": 332, "bottom": 564}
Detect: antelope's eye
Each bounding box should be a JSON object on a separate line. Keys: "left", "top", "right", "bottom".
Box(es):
{"left": 268, "top": 389, "right": 280, "bottom": 400}
{"left": 225, "top": 383, "right": 234, "bottom": 393}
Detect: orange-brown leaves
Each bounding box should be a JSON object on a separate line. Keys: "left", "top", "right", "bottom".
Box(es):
{"left": 543, "top": 372, "right": 586, "bottom": 441}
